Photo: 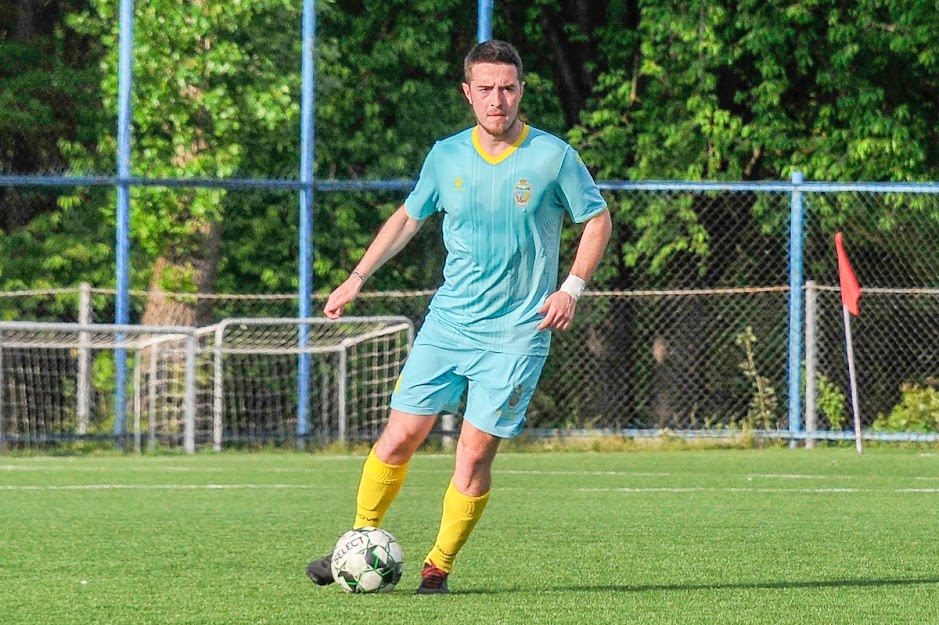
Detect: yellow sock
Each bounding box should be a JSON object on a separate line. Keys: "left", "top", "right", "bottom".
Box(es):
{"left": 424, "top": 481, "right": 490, "bottom": 573}
{"left": 352, "top": 447, "right": 409, "bottom": 529}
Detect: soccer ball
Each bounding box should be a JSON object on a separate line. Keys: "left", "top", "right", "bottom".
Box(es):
{"left": 330, "top": 527, "right": 404, "bottom": 593}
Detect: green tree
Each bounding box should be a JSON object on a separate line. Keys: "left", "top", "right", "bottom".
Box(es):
{"left": 567, "top": 0, "right": 938, "bottom": 425}
{"left": 3, "top": 0, "right": 937, "bottom": 315}
{"left": 0, "top": 0, "right": 104, "bottom": 305}
{"left": 61, "top": 0, "right": 307, "bottom": 323}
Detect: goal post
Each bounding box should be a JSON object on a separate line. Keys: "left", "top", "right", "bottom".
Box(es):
{"left": 0, "top": 317, "right": 413, "bottom": 451}
{"left": 190, "top": 317, "right": 413, "bottom": 449}
{"left": 0, "top": 322, "right": 198, "bottom": 451}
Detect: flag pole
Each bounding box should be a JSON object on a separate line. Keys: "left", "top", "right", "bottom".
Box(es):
{"left": 842, "top": 305, "right": 863, "bottom": 454}
{"left": 835, "top": 232, "right": 863, "bottom": 455}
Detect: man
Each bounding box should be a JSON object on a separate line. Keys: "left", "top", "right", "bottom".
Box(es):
{"left": 307, "top": 40, "right": 612, "bottom": 594}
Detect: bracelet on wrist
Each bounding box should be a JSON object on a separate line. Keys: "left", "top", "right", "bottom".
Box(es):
{"left": 350, "top": 270, "right": 368, "bottom": 283}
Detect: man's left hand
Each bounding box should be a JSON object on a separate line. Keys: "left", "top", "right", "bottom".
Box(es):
{"left": 536, "top": 291, "right": 577, "bottom": 331}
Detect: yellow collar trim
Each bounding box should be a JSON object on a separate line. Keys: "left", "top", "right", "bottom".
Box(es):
{"left": 472, "top": 124, "right": 529, "bottom": 164}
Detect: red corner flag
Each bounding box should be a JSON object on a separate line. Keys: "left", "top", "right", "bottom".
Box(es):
{"left": 835, "top": 232, "right": 861, "bottom": 316}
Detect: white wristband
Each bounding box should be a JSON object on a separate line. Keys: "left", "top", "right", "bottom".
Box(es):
{"left": 559, "top": 274, "right": 586, "bottom": 301}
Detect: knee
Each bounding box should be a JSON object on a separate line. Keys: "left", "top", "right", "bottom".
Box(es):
{"left": 452, "top": 439, "right": 497, "bottom": 494}
{"left": 374, "top": 428, "right": 421, "bottom": 465}
{"left": 456, "top": 443, "right": 489, "bottom": 475}
{"left": 372, "top": 411, "right": 436, "bottom": 464}
{"left": 374, "top": 439, "right": 409, "bottom": 465}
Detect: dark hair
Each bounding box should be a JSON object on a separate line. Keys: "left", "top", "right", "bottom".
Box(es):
{"left": 463, "top": 40, "right": 524, "bottom": 83}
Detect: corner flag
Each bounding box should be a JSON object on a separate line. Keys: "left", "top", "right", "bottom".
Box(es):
{"left": 835, "top": 232, "right": 863, "bottom": 454}
{"left": 835, "top": 232, "right": 861, "bottom": 316}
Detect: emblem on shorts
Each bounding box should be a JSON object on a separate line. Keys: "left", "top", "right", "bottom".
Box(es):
{"left": 513, "top": 179, "right": 532, "bottom": 207}
{"left": 507, "top": 384, "right": 525, "bottom": 409}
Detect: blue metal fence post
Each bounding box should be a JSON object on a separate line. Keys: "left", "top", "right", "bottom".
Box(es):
{"left": 114, "top": 0, "right": 135, "bottom": 443}
{"left": 297, "top": 0, "right": 316, "bottom": 445}
{"left": 478, "top": 0, "right": 493, "bottom": 42}
{"left": 787, "top": 171, "right": 805, "bottom": 446}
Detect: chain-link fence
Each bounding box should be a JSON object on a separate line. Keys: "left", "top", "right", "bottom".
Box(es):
{"left": 803, "top": 189, "right": 939, "bottom": 436}
{"left": 1, "top": 182, "right": 937, "bottom": 448}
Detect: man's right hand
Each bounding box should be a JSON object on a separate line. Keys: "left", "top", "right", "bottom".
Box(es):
{"left": 323, "top": 276, "right": 364, "bottom": 319}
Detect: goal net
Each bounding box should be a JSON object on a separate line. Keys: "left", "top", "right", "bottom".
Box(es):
{"left": 142, "top": 317, "right": 413, "bottom": 448}
{"left": 0, "top": 317, "right": 413, "bottom": 450}
{"left": 0, "top": 322, "right": 197, "bottom": 449}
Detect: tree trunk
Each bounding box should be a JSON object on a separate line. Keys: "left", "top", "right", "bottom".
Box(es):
{"left": 539, "top": 0, "right": 610, "bottom": 126}
{"left": 595, "top": 296, "right": 635, "bottom": 426}
{"left": 590, "top": 226, "right": 636, "bottom": 426}
{"left": 141, "top": 219, "right": 222, "bottom": 326}
{"left": 15, "top": 0, "right": 37, "bottom": 41}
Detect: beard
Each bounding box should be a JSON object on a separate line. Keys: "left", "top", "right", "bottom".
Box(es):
{"left": 477, "top": 110, "right": 520, "bottom": 139}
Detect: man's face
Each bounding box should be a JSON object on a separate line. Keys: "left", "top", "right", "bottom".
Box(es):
{"left": 462, "top": 62, "right": 524, "bottom": 139}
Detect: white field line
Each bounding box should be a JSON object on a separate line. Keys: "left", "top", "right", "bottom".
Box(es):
{"left": 580, "top": 487, "right": 866, "bottom": 493}
{"left": 89, "top": 469, "right": 842, "bottom": 480}
{"left": 0, "top": 483, "right": 322, "bottom": 491}
{"left": 0, "top": 454, "right": 451, "bottom": 468}
{"left": 0, "top": 483, "right": 934, "bottom": 494}
{"left": 0, "top": 465, "right": 228, "bottom": 472}
{"left": 255, "top": 468, "right": 675, "bottom": 477}
{"left": 744, "top": 474, "right": 839, "bottom": 480}
{"left": 493, "top": 469, "right": 673, "bottom": 477}
{"left": 0, "top": 465, "right": 853, "bottom": 480}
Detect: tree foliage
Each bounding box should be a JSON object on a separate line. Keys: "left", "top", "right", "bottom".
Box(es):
{"left": 1, "top": 0, "right": 936, "bottom": 317}
{"left": 0, "top": 0, "right": 104, "bottom": 298}
{"left": 570, "top": 0, "right": 938, "bottom": 288}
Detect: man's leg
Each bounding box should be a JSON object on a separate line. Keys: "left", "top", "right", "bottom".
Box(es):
{"left": 419, "top": 420, "right": 499, "bottom": 593}
{"left": 307, "top": 410, "right": 436, "bottom": 586}
{"left": 354, "top": 409, "right": 437, "bottom": 527}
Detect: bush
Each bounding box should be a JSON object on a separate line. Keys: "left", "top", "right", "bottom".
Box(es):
{"left": 873, "top": 380, "right": 939, "bottom": 433}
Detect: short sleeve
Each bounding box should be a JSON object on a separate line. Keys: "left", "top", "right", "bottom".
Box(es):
{"left": 556, "top": 146, "right": 607, "bottom": 223}
{"left": 404, "top": 145, "right": 442, "bottom": 221}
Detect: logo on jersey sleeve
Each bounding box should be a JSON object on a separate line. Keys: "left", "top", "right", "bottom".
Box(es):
{"left": 513, "top": 179, "right": 532, "bottom": 207}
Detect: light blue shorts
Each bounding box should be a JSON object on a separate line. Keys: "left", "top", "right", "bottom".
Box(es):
{"left": 389, "top": 339, "right": 547, "bottom": 439}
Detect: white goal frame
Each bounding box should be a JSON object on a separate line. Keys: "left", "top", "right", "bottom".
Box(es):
{"left": 0, "top": 322, "right": 198, "bottom": 451}
{"left": 142, "top": 316, "right": 414, "bottom": 450}
{"left": 0, "top": 317, "right": 413, "bottom": 452}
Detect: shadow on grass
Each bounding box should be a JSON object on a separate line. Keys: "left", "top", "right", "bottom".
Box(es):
{"left": 454, "top": 576, "right": 939, "bottom": 595}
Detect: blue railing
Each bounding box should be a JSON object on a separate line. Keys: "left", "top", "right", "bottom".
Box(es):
{"left": 7, "top": 172, "right": 937, "bottom": 441}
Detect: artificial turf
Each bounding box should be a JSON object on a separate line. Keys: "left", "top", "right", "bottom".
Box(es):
{"left": 1, "top": 448, "right": 937, "bottom": 624}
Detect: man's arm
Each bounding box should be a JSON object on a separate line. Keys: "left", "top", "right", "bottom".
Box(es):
{"left": 536, "top": 208, "right": 612, "bottom": 331}
{"left": 323, "top": 204, "right": 424, "bottom": 319}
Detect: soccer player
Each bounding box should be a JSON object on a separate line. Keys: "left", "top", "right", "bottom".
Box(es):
{"left": 307, "top": 40, "right": 612, "bottom": 594}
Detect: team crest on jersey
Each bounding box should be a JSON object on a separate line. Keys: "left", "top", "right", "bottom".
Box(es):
{"left": 513, "top": 179, "right": 532, "bottom": 207}
{"left": 453, "top": 176, "right": 465, "bottom": 192}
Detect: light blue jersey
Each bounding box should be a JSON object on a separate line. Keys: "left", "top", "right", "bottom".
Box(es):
{"left": 404, "top": 124, "right": 607, "bottom": 355}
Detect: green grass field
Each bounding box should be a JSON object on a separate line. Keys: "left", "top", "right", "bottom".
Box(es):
{"left": 1, "top": 448, "right": 937, "bottom": 624}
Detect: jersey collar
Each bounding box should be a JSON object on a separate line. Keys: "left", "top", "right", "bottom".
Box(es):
{"left": 472, "top": 123, "right": 530, "bottom": 165}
